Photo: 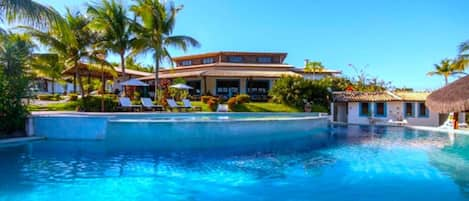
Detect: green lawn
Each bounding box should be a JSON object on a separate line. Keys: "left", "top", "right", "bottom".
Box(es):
{"left": 28, "top": 100, "right": 324, "bottom": 113}
{"left": 28, "top": 101, "right": 79, "bottom": 111}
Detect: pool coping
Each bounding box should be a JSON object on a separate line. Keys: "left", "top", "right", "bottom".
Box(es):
{"left": 331, "top": 121, "right": 469, "bottom": 135}
{"left": 30, "top": 111, "right": 330, "bottom": 123}
{"left": 0, "top": 136, "right": 45, "bottom": 145}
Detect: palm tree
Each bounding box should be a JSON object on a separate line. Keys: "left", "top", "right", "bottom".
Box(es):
{"left": 305, "top": 61, "right": 325, "bottom": 80}
{"left": 427, "top": 59, "right": 463, "bottom": 85}
{"left": 87, "top": 0, "right": 134, "bottom": 81}
{"left": 454, "top": 41, "right": 469, "bottom": 71}
{"left": 131, "top": 0, "right": 200, "bottom": 101}
{"left": 21, "top": 9, "right": 101, "bottom": 97}
{"left": 31, "top": 53, "right": 65, "bottom": 94}
{"left": 0, "top": 0, "right": 63, "bottom": 27}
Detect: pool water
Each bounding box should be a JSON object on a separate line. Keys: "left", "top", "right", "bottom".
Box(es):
{"left": 1, "top": 125, "right": 469, "bottom": 201}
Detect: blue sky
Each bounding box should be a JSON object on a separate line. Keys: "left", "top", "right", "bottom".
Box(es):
{"left": 30, "top": 0, "right": 469, "bottom": 90}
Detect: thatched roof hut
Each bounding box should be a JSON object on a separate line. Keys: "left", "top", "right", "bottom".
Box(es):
{"left": 426, "top": 75, "right": 469, "bottom": 113}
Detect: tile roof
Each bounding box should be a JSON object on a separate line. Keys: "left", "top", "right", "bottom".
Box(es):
{"left": 333, "top": 91, "right": 429, "bottom": 102}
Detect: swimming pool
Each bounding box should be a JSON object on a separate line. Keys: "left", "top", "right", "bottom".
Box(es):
{"left": 1, "top": 124, "right": 469, "bottom": 201}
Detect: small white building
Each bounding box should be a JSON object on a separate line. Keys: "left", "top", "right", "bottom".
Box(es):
{"left": 331, "top": 91, "right": 465, "bottom": 127}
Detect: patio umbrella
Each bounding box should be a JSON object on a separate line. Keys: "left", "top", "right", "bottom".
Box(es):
{"left": 426, "top": 75, "right": 469, "bottom": 129}
{"left": 169, "top": 83, "right": 193, "bottom": 90}
{"left": 118, "top": 79, "right": 149, "bottom": 86}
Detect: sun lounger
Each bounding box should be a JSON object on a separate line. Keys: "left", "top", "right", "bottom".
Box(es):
{"left": 182, "top": 99, "right": 202, "bottom": 111}
{"left": 141, "top": 98, "right": 164, "bottom": 111}
{"left": 118, "top": 97, "right": 141, "bottom": 112}
{"left": 388, "top": 119, "right": 408, "bottom": 126}
{"left": 166, "top": 99, "right": 185, "bottom": 112}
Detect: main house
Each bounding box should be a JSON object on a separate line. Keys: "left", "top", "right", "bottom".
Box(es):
{"left": 138, "top": 51, "right": 341, "bottom": 100}
{"left": 331, "top": 91, "right": 466, "bottom": 127}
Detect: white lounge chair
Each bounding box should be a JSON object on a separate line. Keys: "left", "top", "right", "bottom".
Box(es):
{"left": 141, "top": 98, "right": 164, "bottom": 111}
{"left": 388, "top": 119, "right": 408, "bottom": 126}
{"left": 118, "top": 97, "right": 141, "bottom": 112}
{"left": 166, "top": 99, "right": 185, "bottom": 112}
{"left": 182, "top": 99, "right": 202, "bottom": 111}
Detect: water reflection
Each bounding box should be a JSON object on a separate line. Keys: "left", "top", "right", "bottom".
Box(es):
{"left": 1, "top": 125, "right": 469, "bottom": 201}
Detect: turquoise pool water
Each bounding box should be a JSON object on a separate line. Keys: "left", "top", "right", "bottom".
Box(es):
{"left": 1, "top": 125, "right": 469, "bottom": 201}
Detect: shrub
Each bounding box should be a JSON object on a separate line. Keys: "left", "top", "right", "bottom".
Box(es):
{"left": 77, "top": 95, "right": 118, "bottom": 112}
{"left": 37, "top": 94, "right": 53, "bottom": 100}
{"left": 269, "top": 75, "right": 331, "bottom": 109}
{"left": 201, "top": 96, "right": 212, "bottom": 103}
{"left": 236, "top": 94, "right": 250, "bottom": 104}
{"left": 68, "top": 93, "right": 78, "bottom": 101}
{"left": 207, "top": 97, "right": 219, "bottom": 112}
{"left": 53, "top": 94, "right": 61, "bottom": 101}
{"left": 227, "top": 97, "right": 237, "bottom": 111}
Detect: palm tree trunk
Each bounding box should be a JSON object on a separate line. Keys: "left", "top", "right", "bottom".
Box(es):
{"left": 51, "top": 78, "right": 55, "bottom": 94}
{"left": 445, "top": 76, "right": 448, "bottom": 85}
{"left": 120, "top": 52, "right": 126, "bottom": 80}
{"left": 154, "top": 56, "right": 159, "bottom": 102}
{"left": 73, "top": 60, "right": 78, "bottom": 93}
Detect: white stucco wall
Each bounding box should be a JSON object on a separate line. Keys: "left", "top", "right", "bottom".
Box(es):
{"left": 346, "top": 101, "right": 442, "bottom": 127}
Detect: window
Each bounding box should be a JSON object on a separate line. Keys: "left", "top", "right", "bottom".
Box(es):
{"left": 228, "top": 56, "right": 243, "bottom": 63}
{"left": 404, "top": 103, "right": 414, "bottom": 117}
{"left": 181, "top": 60, "right": 192, "bottom": 66}
{"left": 257, "top": 57, "right": 272, "bottom": 63}
{"left": 202, "top": 58, "right": 214, "bottom": 64}
{"left": 418, "top": 102, "right": 429, "bottom": 117}
{"left": 246, "top": 80, "right": 270, "bottom": 95}
{"left": 374, "top": 102, "right": 387, "bottom": 117}
{"left": 216, "top": 79, "right": 240, "bottom": 97}
{"left": 359, "top": 102, "right": 370, "bottom": 117}
{"left": 186, "top": 80, "right": 201, "bottom": 95}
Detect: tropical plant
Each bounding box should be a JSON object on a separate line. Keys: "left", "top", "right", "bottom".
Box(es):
{"left": 0, "top": 32, "right": 35, "bottom": 134}
{"left": 304, "top": 61, "right": 325, "bottom": 80}
{"left": 454, "top": 41, "right": 469, "bottom": 71}
{"left": 31, "top": 53, "right": 65, "bottom": 94}
{"left": 21, "top": 9, "right": 103, "bottom": 97}
{"left": 427, "top": 59, "right": 464, "bottom": 85}
{"left": 131, "top": 0, "right": 200, "bottom": 101}
{"left": 87, "top": 0, "right": 134, "bottom": 80}
{"left": 0, "top": 0, "right": 63, "bottom": 28}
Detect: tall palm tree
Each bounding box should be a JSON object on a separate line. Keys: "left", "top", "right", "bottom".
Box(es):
{"left": 87, "top": 0, "right": 134, "bottom": 81}
{"left": 131, "top": 0, "right": 200, "bottom": 101}
{"left": 21, "top": 10, "right": 100, "bottom": 97}
{"left": 454, "top": 41, "right": 469, "bottom": 71}
{"left": 31, "top": 53, "right": 65, "bottom": 94}
{"left": 427, "top": 59, "right": 463, "bottom": 85}
{"left": 0, "top": 0, "right": 63, "bottom": 27}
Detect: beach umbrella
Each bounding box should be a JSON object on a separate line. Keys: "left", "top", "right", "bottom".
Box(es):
{"left": 118, "top": 79, "right": 149, "bottom": 86}
{"left": 426, "top": 75, "right": 469, "bottom": 129}
{"left": 169, "top": 83, "right": 193, "bottom": 90}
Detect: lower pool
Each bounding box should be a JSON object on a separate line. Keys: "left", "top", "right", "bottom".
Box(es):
{"left": 1, "top": 125, "right": 469, "bottom": 201}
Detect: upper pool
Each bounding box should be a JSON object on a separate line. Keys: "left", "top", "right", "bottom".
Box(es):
{"left": 28, "top": 112, "right": 329, "bottom": 143}
{"left": 1, "top": 125, "right": 469, "bottom": 201}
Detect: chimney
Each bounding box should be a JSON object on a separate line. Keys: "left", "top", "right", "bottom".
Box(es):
{"left": 304, "top": 59, "right": 309, "bottom": 67}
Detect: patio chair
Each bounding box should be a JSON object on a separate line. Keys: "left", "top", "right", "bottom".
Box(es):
{"left": 141, "top": 97, "right": 164, "bottom": 112}
{"left": 166, "top": 99, "right": 185, "bottom": 112}
{"left": 118, "top": 97, "right": 141, "bottom": 112}
{"left": 182, "top": 99, "right": 202, "bottom": 111}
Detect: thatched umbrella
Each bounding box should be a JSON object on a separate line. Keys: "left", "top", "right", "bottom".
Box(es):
{"left": 426, "top": 75, "right": 469, "bottom": 128}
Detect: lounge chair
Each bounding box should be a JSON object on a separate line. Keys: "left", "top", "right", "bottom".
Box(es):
{"left": 182, "top": 99, "right": 202, "bottom": 111}
{"left": 141, "top": 97, "right": 164, "bottom": 111}
{"left": 166, "top": 99, "right": 185, "bottom": 112}
{"left": 118, "top": 97, "right": 141, "bottom": 112}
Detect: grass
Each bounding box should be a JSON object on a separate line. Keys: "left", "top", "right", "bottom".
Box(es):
{"left": 231, "top": 102, "right": 301, "bottom": 112}
{"left": 27, "top": 100, "right": 324, "bottom": 113}
{"left": 28, "top": 101, "right": 79, "bottom": 111}
{"left": 190, "top": 101, "right": 308, "bottom": 112}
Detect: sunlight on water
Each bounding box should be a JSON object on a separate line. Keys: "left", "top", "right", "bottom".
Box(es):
{"left": 1, "top": 125, "right": 469, "bottom": 201}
